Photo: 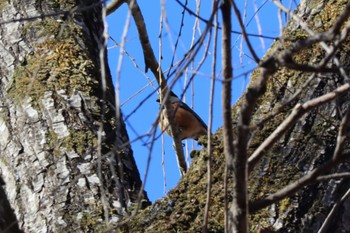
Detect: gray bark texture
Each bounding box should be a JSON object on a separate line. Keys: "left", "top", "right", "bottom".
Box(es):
{"left": 0, "top": 0, "right": 149, "bottom": 232}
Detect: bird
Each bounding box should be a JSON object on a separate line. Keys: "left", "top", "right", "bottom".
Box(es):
{"left": 156, "top": 91, "right": 208, "bottom": 140}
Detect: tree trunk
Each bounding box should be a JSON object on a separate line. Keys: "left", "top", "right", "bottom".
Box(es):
{"left": 122, "top": 0, "right": 350, "bottom": 232}
{"left": 0, "top": 1, "right": 149, "bottom": 232}
{"left": 0, "top": 176, "right": 22, "bottom": 232}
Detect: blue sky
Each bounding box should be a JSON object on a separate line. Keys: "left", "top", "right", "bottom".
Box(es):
{"left": 106, "top": 0, "right": 298, "bottom": 202}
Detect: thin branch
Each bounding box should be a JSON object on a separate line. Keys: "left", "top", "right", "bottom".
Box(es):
{"left": 230, "top": 0, "right": 260, "bottom": 63}
{"left": 180, "top": 30, "right": 212, "bottom": 99}
{"left": 109, "top": 36, "right": 157, "bottom": 90}
{"left": 203, "top": 4, "right": 218, "bottom": 232}
{"left": 276, "top": 0, "right": 283, "bottom": 35}
{"left": 126, "top": 0, "right": 187, "bottom": 175}
{"left": 250, "top": 109, "right": 350, "bottom": 212}
{"left": 106, "top": 0, "right": 125, "bottom": 15}
{"left": 159, "top": 0, "right": 167, "bottom": 193}
{"left": 316, "top": 172, "right": 350, "bottom": 182}
{"left": 120, "top": 80, "right": 156, "bottom": 107}
{"left": 115, "top": 9, "right": 131, "bottom": 109}
{"left": 248, "top": 82, "right": 350, "bottom": 173}
{"left": 183, "top": 0, "right": 202, "bottom": 163}
{"left": 221, "top": 0, "right": 244, "bottom": 232}
{"left": 238, "top": 0, "right": 248, "bottom": 64}
{"left": 333, "top": 108, "right": 350, "bottom": 159}
{"left": 97, "top": 4, "right": 110, "bottom": 225}
{"left": 111, "top": 5, "right": 133, "bottom": 218}
{"left": 174, "top": 0, "right": 277, "bottom": 40}
{"left": 108, "top": 125, "right": 160, "bottom": 230}
{"left": 161, "top": 134, "right": 167, "bottom": 194}
{"left": 250, "top": 73, "right": 316, "bottom": 131}
{"left": 167, "top": 0, "right": 188, "bottom": 78}
{"left": 126, "top": 0, "right": 165, "bottom": 83}
{"left": 249, "top": 152, "right": 350, "bottom": 213}
{"left": 317, "top": 187, "right": 350, "bottom": 233}
{"left": 273, "top": 0, "right": 350, "bottom": 79}
{"left": 245, "top": 0, "right": 269, "bottom": 28}
{"left": 253, "top": 0, "right": 265, "bottom": 51}
{"left": 246, "top": 0, "right": 350, "bottom": 175}
{"left": 167, "top": 1, "right": 219, "bottom": 86}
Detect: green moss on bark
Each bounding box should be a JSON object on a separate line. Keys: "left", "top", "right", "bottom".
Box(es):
{"left": 62, "top": 129, "right": 98, "bottom": 155}
{"left": 8, "top": 37, "right": 97, "bottom": 104}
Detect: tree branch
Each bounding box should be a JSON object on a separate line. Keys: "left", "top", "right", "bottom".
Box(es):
{"left": 248, "top": 82, "right": 350, "bottom": 173}
{"left": 250, "top": 109, "right": 350, "bottom": 212}
{"left": 316, "top": 172, "right": 350, "bottom": 182}
{"left": 249, "top": 152, "right": 350, "bottom": 212}
{"left": 126, "top": 0, "right": 187, "bottom": 175}
{"left": 230, "top": 0, "right": 260, "bottom": 63}
{"left": 203, "top": 4, "right": 219, "bottom": 232}
{"left": 106, "top": 0, "right": 125, "bottom": 16}
{"left": 174, "top": 0, "right": 277, "bottom": 40}
{"left": 317, "top": 187, "right": 350, "bottom": 233}
{"left": 221, "top": 0, "right": 249, "bottom": 232}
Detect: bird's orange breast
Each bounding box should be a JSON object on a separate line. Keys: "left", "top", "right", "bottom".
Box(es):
{"left": 159, "top": 102, "right": 207, "bottom": 140}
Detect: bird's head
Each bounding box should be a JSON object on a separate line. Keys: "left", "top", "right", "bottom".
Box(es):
{"left": 156, "top": 91, "right": 180, "bottom": 104}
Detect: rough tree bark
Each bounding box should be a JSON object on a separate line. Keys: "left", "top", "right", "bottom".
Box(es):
{"left": 121, "top": 0, "right": 350, "bottom": 232}
{"left": 0, "top": 1, "right": 148, "bottom": 232}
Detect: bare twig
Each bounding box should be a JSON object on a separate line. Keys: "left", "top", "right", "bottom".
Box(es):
{"left": 203, "top": 4, "right": 218, "bottom": 232}
{"left": 112, "top": 5, "right": 133, "bottom": 219}
{"left": 108, "top": 125, "right": 160, "bottom": 230}
{"left": 224, "top": 163, "right": 229, "bottom": 233}
{"left": 238, "top": 0, "right": 248, "bottom": 64}
{"left": 124, "top": 89, "right": 159, "bottom": 122}
{"left": 249, "top": 152, "right": 350, "bottom": 213}
{"left": 276, "top": 0, "right": 283, "bottom": 35}
{"left": 316, "top": 172, "right": 350, "bottom": 182}
{"left": 126, "top": 0, "right": 187, "bottom": 175}
{"left": 97, "top": 4, "right": 110, "bottom": 226}
{"left": 333, "top": 108, "right": 350, "bottom": 159}
{"left": 253, "top": 0, "right": 265, "bottom": 50}
{"left": 174, "top": 0, "right": 276, "bottom": 40}
{"left": 109, "top": 36, "right": 157, "bottom": 91}
{"left": 106, "top": 0, "right": 125, "bottom": 15}
{"left": 167, "top": 1, "right": 219, "bottom": 83}
{"left": 250, "top": 109, "right": 350, "bottom": 212}
{"left": 159, "top": 0, "right": 168, "bottom": 191}
{"left": 115, "top": 9, "right": 131, "bottom": 109}
{"left": 161, "top": 134, "right": 167, "bottom": 194}
{"left": 230, "top": 0, "right": 260, "bottom": 63}
{"left": 246, "top": 1, "right": 350, "bottom": 175}
{"left": 180, "top": 31, "right": 212, "bottom": 99}
{"left": 183, "top": 0, "right": 201, "bottom": 163}
{"left": 273, "top": 0, "right": 350, "bottom": 79}
{"left": 120, "top": 80, "right": 156, "bottom": 107}
{"left": 221, "top": 1, "right": 244, "bottom": 232}
{"left": 250, "top": 73, "right": 316, "bottom": 131}
{"left": 248, "top": 83, "right": 350, "bottom": 173}
{"left": 318, "top": 187, "right": 350, "bottom": 233}
{"left": 167, "top": 0, "right": 188, "bottom": 78}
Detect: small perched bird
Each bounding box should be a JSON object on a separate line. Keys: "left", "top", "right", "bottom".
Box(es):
{"left": 157, "top": 91, "right": 207, "bottom": 140}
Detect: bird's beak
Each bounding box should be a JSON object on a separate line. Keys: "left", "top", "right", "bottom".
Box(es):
{"left": 156, "top": 98, "right": 160, "bottom": 103}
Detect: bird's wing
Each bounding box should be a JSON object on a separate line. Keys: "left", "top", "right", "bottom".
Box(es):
{"left": 178, "top": 101, "right": 208, "bottom": 131}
